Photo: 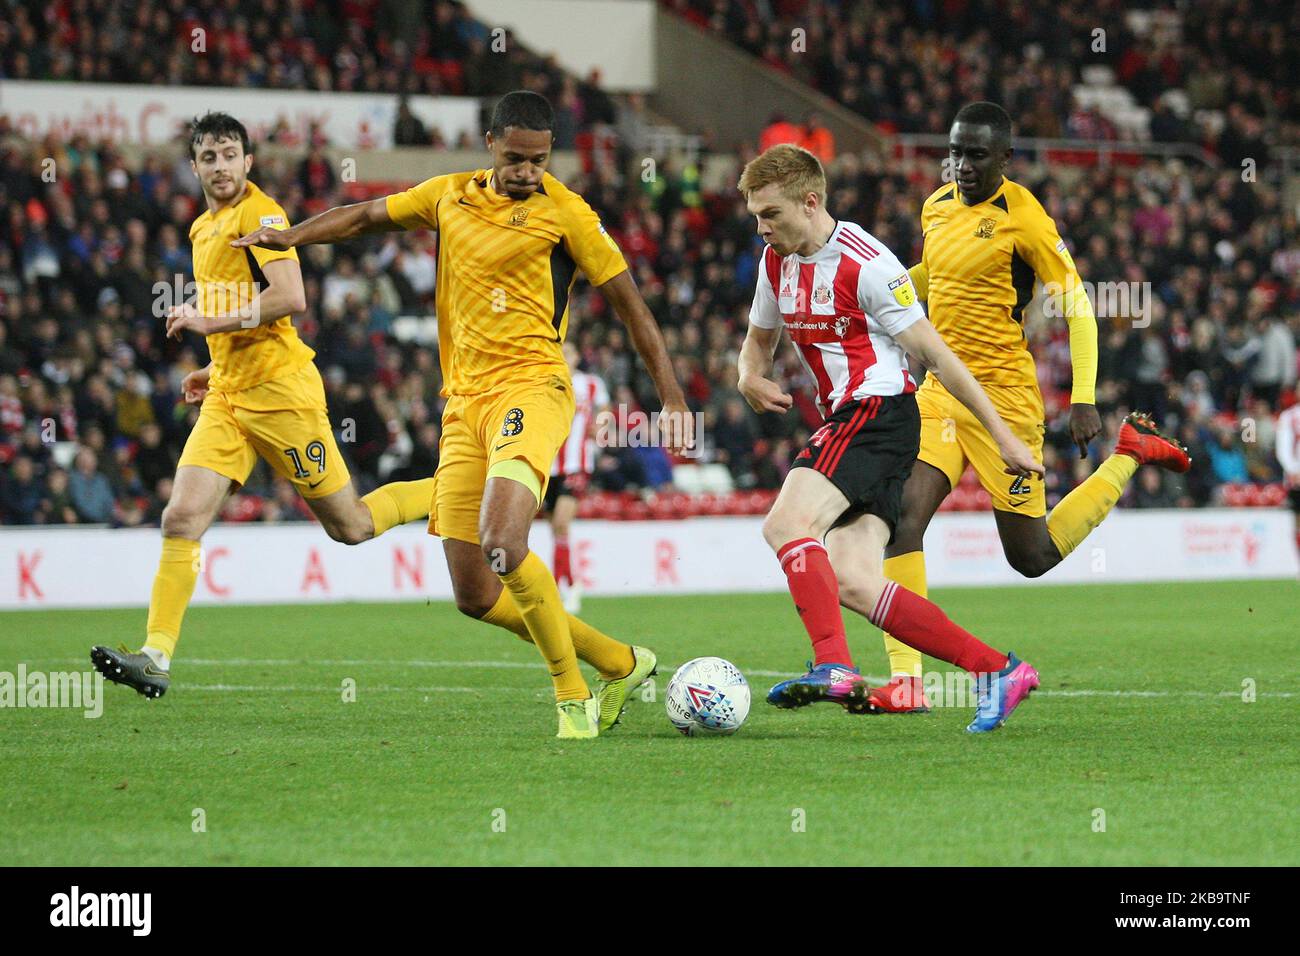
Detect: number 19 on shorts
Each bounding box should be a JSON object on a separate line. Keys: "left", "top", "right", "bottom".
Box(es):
{"left": 283, "top": 440, "right": 327, "bottom": 478}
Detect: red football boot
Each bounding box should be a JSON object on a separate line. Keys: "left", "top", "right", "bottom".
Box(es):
{"left": 853, "top": 675, "right": 932, "bottom": 715}
{"left": 1114, "top": 411, "right": 1191, "bottom": 473}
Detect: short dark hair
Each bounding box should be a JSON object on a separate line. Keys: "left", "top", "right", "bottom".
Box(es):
{"left": 189, "top": 112, "right": 251, "bottom": 159}
{"left": 488, "top": 91, "right": 554, "bottom": 137}
{"left": 953, "top": 101, "right": 1012, "bottom": 145}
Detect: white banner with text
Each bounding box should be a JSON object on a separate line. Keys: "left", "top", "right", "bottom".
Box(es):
{"left": 1, "top": 509, "right": 1294, "bottom": 610}
{"left": 0, "top": 81, "right": 479, "bottom": 150}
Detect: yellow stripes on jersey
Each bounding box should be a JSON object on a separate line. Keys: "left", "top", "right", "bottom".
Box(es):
{"left": 189, "top": 181, "right": 313, "bottom": 393}
{"left": 385, "top": 170, "right": 627, "bottom": 398}
{"left": 918, "top": 178, "right": 1097, "bottom": 401}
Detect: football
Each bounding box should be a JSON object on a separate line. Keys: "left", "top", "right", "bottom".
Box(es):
{"left": 665, "top": 657, "right": 751, "bottom": 736}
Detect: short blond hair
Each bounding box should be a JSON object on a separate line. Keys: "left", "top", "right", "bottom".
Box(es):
{"left": 738, "top": 144, "right": 827, "bottom": 206}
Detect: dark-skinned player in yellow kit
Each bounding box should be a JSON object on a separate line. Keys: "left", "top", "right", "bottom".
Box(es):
{"left": 235, "top": 91, "right": 694, "bottom": 739}
{"left": 870, "top": 102, "right": 1190, "bottom": 713}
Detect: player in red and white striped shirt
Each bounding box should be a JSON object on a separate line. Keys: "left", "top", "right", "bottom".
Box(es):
{"left": 737, "top": 144, "right": 1044, "bottom": 732}
{"left": 1276, "top": 398, "right": 1300, "bottom": 562}
{"left": 545, "top": 341, "right": 611, "bottom": 613}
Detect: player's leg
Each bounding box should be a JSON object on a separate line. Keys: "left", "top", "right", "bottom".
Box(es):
{"left": 959, "top": 385, "right": 1061, "bottom": 577}
{"left": 1036, "top": 411, "right": 1191, "bottom": 570}
{"left": 762, "top": 465, "right": 857, "bottom": 664}
{"left": 91, "top": 394, "right": 250, "bottom": 696}
{"left": 444, "top": 534, "right": 650, "bottom": 728}
{"left": 302, "top": 478, "right": 435, "bottom": 545}
{"left": 241, "top": 369, "right": 434, "bottom": 542}
{"left": 1290, "top": 486, "right": 1300, "bottom": 565}
{"left": 877, "top": 385, "right": 965, "bottom": 691}
{"left": 877, "top": 460, "right": 952, "bottom": 698}
{"left": 547, "top": 482, "right": 581, "bottom": 612}
{"left": 477, "top": 384, "right": 611, "bottom": 736}
{"left": 829, "top": 511, "right": 1040, "bottom": 732}
{"left": 760, "top": 451, "right": 874, "bottom": 709}
{"left": 435, "top": 390, "right": 649, "bottom": 733}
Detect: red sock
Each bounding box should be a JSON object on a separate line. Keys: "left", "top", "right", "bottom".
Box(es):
{"left": 553, "top": 535, "right": 571, "bottom": 586}
{"left": 777, "top": 538, "right": 852, "bottom": 667}
{"left": 869, "top": 581, "right": 1008, "bottom": 674}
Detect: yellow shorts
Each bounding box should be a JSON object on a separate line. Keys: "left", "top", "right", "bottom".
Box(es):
{"left": 916, "top": 378, "right": 1047, "bottom": 517}
{"left": 177, "top": 362, "right": 351, "bottom": 499}
{"left": 430, "top": 375, "right": 575, "bottom": 544}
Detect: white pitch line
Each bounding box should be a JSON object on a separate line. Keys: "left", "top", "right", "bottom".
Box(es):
{"left": 46, "top": 658, "right": 1299, "bottom": 698}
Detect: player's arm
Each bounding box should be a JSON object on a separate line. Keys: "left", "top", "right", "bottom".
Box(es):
{"left": 907, "top": 261, "right": 928, "bottom": 302}
{"left": 894, "top": 319, "right": 1042, "bottom": 478}
{"left": 1021, "top": 204, "right": 1100, "bottom": 456}
{"left": 232, "top": 198, "right": 399, "bottom": 251}
{"left": 738, "top": 324, "right": 792, "bottom": 413}
{"left": 596, "top": 270, "right": 693, "bottom": 454}
{"left": 181, "top": 363, "right": 213, "bottom": 406}
{"left": 737, "top": 252, "right": 793, "bottom": 413}
{"left": 166, "top": 258, "right": 306, "bottom": 338}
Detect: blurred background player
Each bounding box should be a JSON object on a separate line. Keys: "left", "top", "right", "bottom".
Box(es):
{"left": 91, "top": 113, "right": 435, "bottom": 699}
{"left": 545, "top": 340, "right": 611, "bottom": 614}
{"left": 234, "top": 91, "right": 691, "bottom": 738}
{"left": 873, "top": 102, "right": 1192, "bottom": 713}
{"left": 737, "top": 145, "right": 1043, "bottom": 733}
{"left": 1276, "top": 396, "right": 1300, "bottom": 567}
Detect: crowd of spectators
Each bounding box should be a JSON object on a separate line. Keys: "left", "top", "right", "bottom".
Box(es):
{"left": 1, "top": 0, "right": 617, "bottom": 148}
{"left": 1, "top": 112, "right": 1296, "bottom": 526}
{"left": 665, "top": 0, "right": 1296, "bottom": 164}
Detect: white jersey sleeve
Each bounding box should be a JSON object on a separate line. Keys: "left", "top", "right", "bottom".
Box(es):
{"left": 748, "top": 252, "right": 783, "bottom": 330}
{"left": 858, "top": 248, "right": 925, "bottom": 338}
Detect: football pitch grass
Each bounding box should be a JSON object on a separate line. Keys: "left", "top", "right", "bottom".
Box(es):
{"left": 2, "top": 580, "right": 1296, "bottom": 866}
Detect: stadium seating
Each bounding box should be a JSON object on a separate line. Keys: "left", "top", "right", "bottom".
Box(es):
{"left": 1, "top": 1, "right": 1296, "bottom": 527}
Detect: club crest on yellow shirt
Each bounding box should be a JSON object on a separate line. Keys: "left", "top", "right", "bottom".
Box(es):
{"left": 974, "top": 217, "right": 996, "bottom": 239}
{"left": 510, "top": 208, "right": 530, "bottom": 227}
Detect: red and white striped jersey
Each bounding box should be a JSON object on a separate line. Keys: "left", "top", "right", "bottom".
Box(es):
{"left": 1276, "top": 406, "right": 1300, "bottom": 478}
{"left": 552, "top": 370, "right": 610, "bottom": 477}
{"left": 749, "top": 221, "right": 923, "bottom": 418}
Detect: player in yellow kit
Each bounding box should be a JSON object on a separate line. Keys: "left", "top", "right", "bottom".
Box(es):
{"left": 233, "top": 91, "right": 693, "bottom": 739}
{"left": 870, "top": 103, "right": 1191, "bottom": 712}
{"left": 91, "top": 113, "right": 435, "bottom": 699}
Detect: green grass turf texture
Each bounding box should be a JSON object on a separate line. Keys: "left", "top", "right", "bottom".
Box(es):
{"left": 1, "top": 580, "right": 1296, "bottom": 866}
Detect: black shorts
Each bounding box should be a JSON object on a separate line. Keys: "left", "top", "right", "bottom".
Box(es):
{"left": 789, "top": 393, "right": 921, "bottom": 540}
{"left": 1289, "top": 487, "right": 1300, "bottom": 514}
{"left": 542, "top": 472, "right": 583, "bottom": 512}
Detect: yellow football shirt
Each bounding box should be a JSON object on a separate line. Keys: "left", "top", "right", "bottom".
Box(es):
{"left": 189, "top": 181, "right": 314, "bottom": 394}
{"left": 385, "top": 169, "right": 627, "bottom": 397}
{"left": 918, "top": 177, "right": 1088, "bottom": 390}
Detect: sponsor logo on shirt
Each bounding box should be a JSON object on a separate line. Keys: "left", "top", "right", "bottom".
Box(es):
{"left": 887, "top": 273, "right": 916, "bottom": 307}
{"left": 259, "top": 215, "right": 286, "bottom": 228}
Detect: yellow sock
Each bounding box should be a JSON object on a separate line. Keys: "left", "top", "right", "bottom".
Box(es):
{"left": 498, "top": 551, "right": 589, "bottom": 701}
{"left": 143, "top": 537, "right": 201, "bottom": 660}
{"left": 881, "top": 552, "right": 926, "bottom": 678}
{"left": 1046, "top": 454, "right": 1137, "bottom": 558}
{"left": 482, "top": 589, "right": 635, "bottom": 680}
{"left": 361, "top": 478, "right": 435, "bottom": 536}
